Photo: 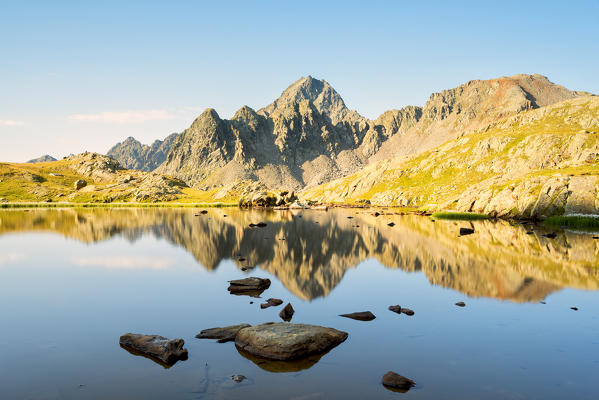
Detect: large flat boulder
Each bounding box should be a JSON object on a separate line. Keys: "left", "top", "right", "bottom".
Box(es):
{"left": 119, "top": 333, "right": 188, "bottom": 366}
{"left": 235, "top": 322, "right": 348, "bottom": 361}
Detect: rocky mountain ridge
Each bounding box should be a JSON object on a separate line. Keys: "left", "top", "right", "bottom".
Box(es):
{"left": 107, "top": 133, "right": 177, "bottom": 171}
{"left": 151, "top": 74, "right": 583, "bottom": 197}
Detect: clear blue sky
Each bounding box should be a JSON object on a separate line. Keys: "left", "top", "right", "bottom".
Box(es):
{"left": 1, "top": 0, "right": 598, "bottom": 162}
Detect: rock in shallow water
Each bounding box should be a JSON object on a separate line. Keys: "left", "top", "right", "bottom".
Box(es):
{"left": 119, "top": 333, "right": 188, "bottom": 366}
{"left": 279, "top": 303, "right": 295, "bottom": 321}
{"left": 382, "top": 371, "right": 415, "bottom": 392}
{"left": 261, "top": 298, "right": 283, "bottom": 309}
{"left": 388, "top": 305, "right": 414, "bottom": 316}
{"left": 235, "top": 322, "right": 348, "bottom": 361}
{"left": 455, "top": 301, "right": 466, "bottom": 307}
{"left": 196, "top": 324, "right": 252, "bottom": 343}
{"left": 339, "top": 311, "right": 376, "bottom": 321}
{"left": 228, "top": 277, "right": 271, "bottom": 295}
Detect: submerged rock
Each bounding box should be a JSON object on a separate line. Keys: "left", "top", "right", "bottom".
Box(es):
{"left": 459, "top": 227, "right": 475, "bottom": 236}
{"left": 279, "top": 303, "right": 295, "bottom": 321}
{"left": 339, "top": 311, "right": 376, "bottom": 321}
{"left": 261, "top": 298, "right": 283, "bottom": 309}
{"left": 119, "top": 333, "right": 188, "bottom": 366}
{"left": 195, "top": 324, "right": 251, "bottom": 343}
{"left": 231, "top": 374, "right": 246, "bottom": 383}
{"left": 382, "top": 371, "right": 415, "bottom": 392}
{"left": 228, "top": 277, "right": 271, "bottom": 294}
{"left": 455, "top": 301, "right": 466, "bottom": 307}
{"left": 235, "top": 322, "right": 348, "bottom": 361}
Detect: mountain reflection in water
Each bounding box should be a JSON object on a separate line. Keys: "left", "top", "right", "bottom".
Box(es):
{"left": 1, "top": 207, "right": 598, "bottom": 302}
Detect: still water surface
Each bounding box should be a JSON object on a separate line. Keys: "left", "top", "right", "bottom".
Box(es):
{"left": 0, "top": 208, "right": 598, "bottom": 399}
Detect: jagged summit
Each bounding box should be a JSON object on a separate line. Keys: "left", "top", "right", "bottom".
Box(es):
{"left": 107, "top": 133, "right": 177, "bottom": 171}
{"left": 258, "top": 76, "right": 362, "bottom": 125}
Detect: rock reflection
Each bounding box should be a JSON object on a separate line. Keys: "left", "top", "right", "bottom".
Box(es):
{"left": 1, "top": 208, "right": 599, "bottom": 302}
{"left": 235, "top": 346, "right": 326, "bottom": 373}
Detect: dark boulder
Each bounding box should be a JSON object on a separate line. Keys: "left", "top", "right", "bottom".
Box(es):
{"left": 279, "top": 303, "right": 295, "bottom": 321}
{"left": 339, "top": 311, "right": 376, "bottom": 321}
{"left": 382, "top": 371, "right": 415, "bottom": 392}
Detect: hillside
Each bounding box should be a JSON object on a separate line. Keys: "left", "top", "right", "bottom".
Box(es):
{"left": 0, "top": 153, "right": 222, "bottom": 203}
{"left": 107, "top": 133, "right": 177, "bottom": 171}
{"left": 303, "top": 95, "right": 599, "bottom": 218}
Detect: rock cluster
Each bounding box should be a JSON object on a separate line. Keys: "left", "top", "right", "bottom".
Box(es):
{"left": 239, "top": 190, "right": 297, "bottom": 208}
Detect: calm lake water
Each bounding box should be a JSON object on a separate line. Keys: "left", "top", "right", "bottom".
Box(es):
{"left": 0, "top": 208, "right": 598, "bottom": 399}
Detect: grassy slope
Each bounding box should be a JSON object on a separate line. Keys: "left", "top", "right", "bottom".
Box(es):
{"left": 303, "top": 97, "right": 599, "bottom": 206}
{"left": 0, "top": 160, "right": 237, "bottom": 204}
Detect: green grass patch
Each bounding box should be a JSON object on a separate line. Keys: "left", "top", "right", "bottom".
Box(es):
{"left": 543, "top": 215, "right": 599, "bottom": 229}
{"left": 432, "top": 211, "right": 491, "bottom": 220}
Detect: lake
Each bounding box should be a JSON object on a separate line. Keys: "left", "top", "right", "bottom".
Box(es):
{"left": 0, "top": 207, "right": 598, "bottom": 399}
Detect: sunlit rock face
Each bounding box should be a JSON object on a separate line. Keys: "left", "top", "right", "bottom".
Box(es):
{"left": 2, "top": 208, "right": 598, "bottom": 302}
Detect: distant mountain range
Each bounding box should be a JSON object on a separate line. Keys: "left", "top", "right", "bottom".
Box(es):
{"left": 104, "top": 74, "right": 586, "bottom": 197}
{"left": 27, "top": 154, "right": 56, "bottom": 163}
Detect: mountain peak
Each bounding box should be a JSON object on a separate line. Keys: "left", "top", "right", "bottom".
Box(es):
{"left": 258, "top": 76, "right": 361, "bottom": 125}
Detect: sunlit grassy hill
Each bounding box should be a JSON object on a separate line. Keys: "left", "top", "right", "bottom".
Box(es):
{"left": 303, "top": 96, "right": 599, "bottom": 218}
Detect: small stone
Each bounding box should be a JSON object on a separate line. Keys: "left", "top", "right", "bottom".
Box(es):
{"left": 339, "top": 311, "right": 376, "bottom": 321}
{"left": 542, "top": 232, "right": 557, "bottom": 239}
{"left": 261, "top": 298, "right": 283, "bottom": 309}
{"left": 388, "top": 305, "right": 402, "bottom": 314}
{"left": 382, "top": 371, "right": 415, "bottom": 391}
{"left": 231, "top": 375, "right": 246, "bottom": 383}
{"left": 571, "top": 307, "right": 578, "bottom": 311}
{"left": 459, "top": 227, "right": 474, "bottom": 236}
{"left": 372, "top": 212, "right": 380, "bottom": 217}
{"left": 279, "top": 303, "right": 295, "bottom": 321}
{"left": 526, "top": 231, "right": 534, "bottom": 234}
{"left": 387, "top": 222, "right": 395, "bottom": 227}
{"left": 200, "top": 210, "right": 208, "bottom": 214}
{"left": 256, "top": 222, "right": 267, "bottom": 227}
{"left": 455, "top": 301, "right": 466, "bottom": 307}
{"left": 196, "top": 324, "right": 252, "bottom": 343}
{"left": 401, "top": 308, "right": 415, "bottom": 316}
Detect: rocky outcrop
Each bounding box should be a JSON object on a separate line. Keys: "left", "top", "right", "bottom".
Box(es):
{"left": 234, "top": 322, "right": 348, "bottom": 360}
{"left": 107, "top": 133, "right": 177, "bottom": 171}
{"left": 119, "top": 333, "right": 188, "bottom": 366}
{"left": 238, "top": 190, "right": 297, "bottom": 208}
